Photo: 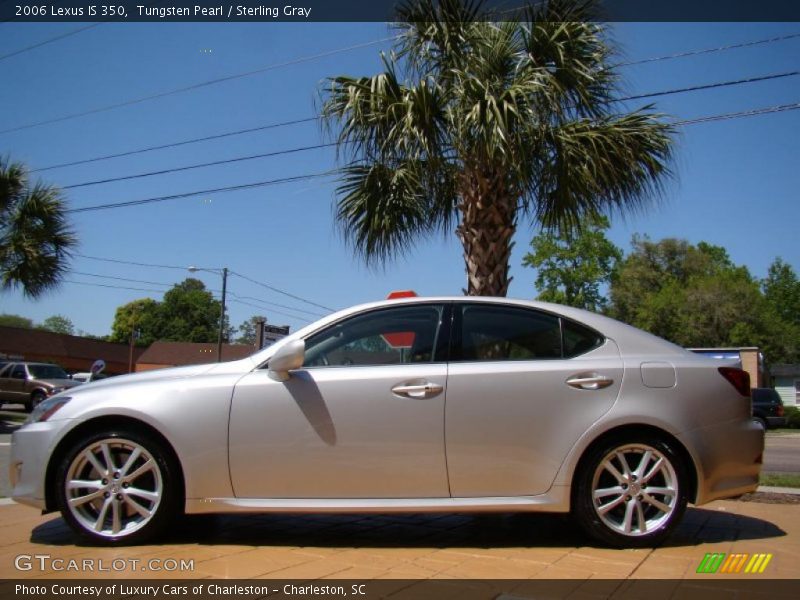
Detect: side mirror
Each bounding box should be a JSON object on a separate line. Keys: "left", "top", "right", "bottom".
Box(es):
{"left": 268, "top": 339, "right": 305, "bottom": 382}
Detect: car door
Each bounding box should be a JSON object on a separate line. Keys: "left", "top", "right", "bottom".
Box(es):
{"left": 3, "top": 364, "right": 29, "bottom": 403}
{"left": 0, "top": 363, "right": 14, "bottom": 402}
{"left": 445, "top": 303, "right": 623, "bottom": 497}
{"left": 229, "top": 303, "right": 450, "bottom": 499}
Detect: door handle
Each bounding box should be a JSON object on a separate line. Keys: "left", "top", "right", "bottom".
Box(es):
{"left": 566, "top": 374, "right": 614, "bottom": 390}
{"left": 391, "top": 381, "right": 444, "bottom": 399}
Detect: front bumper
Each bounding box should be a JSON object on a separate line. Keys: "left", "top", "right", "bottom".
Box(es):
{"left": 678, "top": 417, "right": 764, "bottom": 505}
{"left": 765, "top": 416, "right": 787, "bottom": 429}
{"left": 10, "top": 420, "right": 72, "bottom": 511}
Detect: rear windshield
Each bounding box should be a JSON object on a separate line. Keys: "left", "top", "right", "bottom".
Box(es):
{"left": 752, "top": 388, "right": 781, "bottom": 404}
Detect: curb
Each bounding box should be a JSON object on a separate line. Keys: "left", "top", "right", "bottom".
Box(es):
{"left": 757, "top": 485, "right": 800, "bottom": 495}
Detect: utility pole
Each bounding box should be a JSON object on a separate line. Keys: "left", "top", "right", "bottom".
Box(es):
{"left": 188, "top": 265, "right": 229, "bottom": 363}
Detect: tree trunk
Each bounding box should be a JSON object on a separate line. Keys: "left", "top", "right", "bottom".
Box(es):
{"left": 456, "top": 170, "right": 516, "bottom": 296}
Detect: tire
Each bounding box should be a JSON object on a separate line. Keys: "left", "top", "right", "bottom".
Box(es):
{"left": 572, "top": 437, "right": 688, "bottom": 548}
{"left": 26, "top": 390, "right": 46, "bottom": 413}
{"left": 54, "top": 428, "right": 181, "bottom": 545}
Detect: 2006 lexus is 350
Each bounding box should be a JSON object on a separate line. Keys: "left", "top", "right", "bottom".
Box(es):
{"left": 11, "top": 296, "right": 763, "bottom": 547}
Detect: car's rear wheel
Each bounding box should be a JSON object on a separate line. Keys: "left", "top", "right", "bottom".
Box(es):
{"left": 55, "top": 429, "right": 180, "bottom": 545}
{"left": 573, "top": 437, "right": 688, "bottom": 548}
{"left": 753, "top": 416, "right": 767, "bottom": 430}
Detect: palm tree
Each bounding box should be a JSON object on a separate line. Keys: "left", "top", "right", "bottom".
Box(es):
{"left": 0, "top": 156, "right": 76, "bottom": 297}
{"left": 321, "top": 0, "right": 675, "bottom": 296}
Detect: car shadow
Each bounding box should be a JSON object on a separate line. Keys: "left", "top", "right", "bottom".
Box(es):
{"left": 29, "top": 506, "right": 786, "bottom": 549}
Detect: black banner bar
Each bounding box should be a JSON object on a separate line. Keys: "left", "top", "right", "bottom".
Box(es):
{"left": 2, "top": 1, "right": 800, "bottom": 23}
{"left": 3, "top": 579, "right": 800, "bottom": 600}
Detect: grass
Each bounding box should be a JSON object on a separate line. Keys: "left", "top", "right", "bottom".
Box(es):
{"left": 760, "top": 473, "right": 800, "bottom": 488}
{"left": 0, "top": 410, "right": 26, "bottom": 422}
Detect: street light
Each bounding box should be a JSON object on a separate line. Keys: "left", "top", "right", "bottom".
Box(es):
{"left": 188, "top": 265, "right": 228, "bottom": 363}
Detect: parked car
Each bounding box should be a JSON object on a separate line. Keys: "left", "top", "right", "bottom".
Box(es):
{"left": 751, "top": 387, "right": 787, "bottom": 430}
{"left": 10, "top": 297, "right": 763, "bottom": 548}
{"left": 70, "top": 372, "right": 109, "bottom": 384}
{"left": 0, "top": 362, "right": 82, "bottom": 411}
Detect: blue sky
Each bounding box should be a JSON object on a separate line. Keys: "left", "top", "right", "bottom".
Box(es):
{"left": 0, "top": 20, "right": 798, "bottom": 337}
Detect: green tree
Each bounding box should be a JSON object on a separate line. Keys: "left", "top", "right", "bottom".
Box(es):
{"left": 761, "top": 258, "right": 800, "bottom": 364}
{"left": 320, "top": 0, "right": 673, "bottom": 296}
{"left": 609, "top": 237, "right": 771, "bottom": 351}
{"left": 158, "top": 278, "right": 228, "bottom": 343}
{"left": 0, "top": 313, "right": 33, "bottom": 328}
{"left": 39, "top": 314, "right": 75, "bottom": 335}
{"left": 236, "top": 315, "right": 267, "bottom": 345}
{"left": 522, "top": 214, "right": 621, "bottom": 311}
{"left": 1, "top": 156, "right": 77, "bottom": 297}
{"left": 109, "top": 298, "right": 161, "bottom": 346}
{"left": 109, "top": 280, "right": 232, "bottom": 345}
{"left": 763, "top": 258, "right": 800, "bottom": 327}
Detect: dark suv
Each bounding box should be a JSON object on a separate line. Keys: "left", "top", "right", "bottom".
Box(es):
{"left": 751, "top": 387, "right": 787, "bottom": 430}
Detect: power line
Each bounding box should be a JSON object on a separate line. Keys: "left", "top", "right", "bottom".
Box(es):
{"left": 612, "top": 32, "right": 800, "bottom": 69}
{"left": 73, "top": 252, "right": 335, "bottom": 313}
{"left": 674, "top": 101, "right": 800, "bottom": 125}
{"left": 63, "top": 279, "right": 167, "bottom": 295}
{"left": 228, "top": 299, "right": 314, "bottom": 324}
{"left": 73, "top": 269, "right": 327, "bottom": 317}
{"left": 230, "top": 271, "right": 335, "bottom": 312}
{"left": 62, "top": 142, "right": 336, "bottom": 189}
{"left": 56, "top": 69, "right": 799, "bottom": 190}
{"left": 27, "top": 31, "right": 800, "bottom": 174}
{"left": 614, "top": 70, "right": 800, "bottom": 103}
{"left": 0, "top": 36, "right": 395, "bottom": 136}
{"left": 31, "top": 117, "right": 319, "bottom": 173}
{"left": 64, "top": 171, "right": 334, "bottom": 213}
{"left": 0, "top": 23, "right": 103, "bottom": 62}
{"left": 74, "top": 252, "right": 189, "bottom": 271}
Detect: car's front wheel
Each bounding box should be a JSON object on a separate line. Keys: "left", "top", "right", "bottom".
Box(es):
{"left": 572, "top": 437, "right": 688, "bottom": 548}
{"left": 55, "top": 429, "right": 180, "bottom": 545}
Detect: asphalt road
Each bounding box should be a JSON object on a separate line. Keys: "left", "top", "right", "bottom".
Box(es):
{"left": 0, "top": 414, "right": 797, "bottom": 498}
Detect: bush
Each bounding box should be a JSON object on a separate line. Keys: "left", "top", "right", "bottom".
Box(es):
{"left": 784, "top": 405, "right": 800, "bottom": 429}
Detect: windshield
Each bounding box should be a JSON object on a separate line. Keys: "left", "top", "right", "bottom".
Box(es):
{"left": 28, "top": 364, "right": 69, "bottom": 380}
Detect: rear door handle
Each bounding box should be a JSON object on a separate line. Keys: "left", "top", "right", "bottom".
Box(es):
{"left": 566, "top": 374, "right": 614, "bottom": 390}
{"left": 391, "top": 381, "right": 444, "bottom": 399}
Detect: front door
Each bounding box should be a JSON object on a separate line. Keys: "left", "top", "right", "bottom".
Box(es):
{"left": 229, "top": 303, "right": 450, "bottom": 499}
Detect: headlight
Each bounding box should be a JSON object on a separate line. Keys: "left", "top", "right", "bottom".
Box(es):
{"left": 50, "top": 387, "right": 64, "bottom": 394}
{"left": 25, "top": 396, "right": 71, "bottom": 425}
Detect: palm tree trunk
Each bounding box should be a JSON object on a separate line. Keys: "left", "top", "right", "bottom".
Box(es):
{"left": 456, "top": 170, "right": 516, "bottom": 296}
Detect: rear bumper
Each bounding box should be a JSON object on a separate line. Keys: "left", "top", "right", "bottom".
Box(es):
{"left": 678, "top": 418, "right": 764, "bottom": 505}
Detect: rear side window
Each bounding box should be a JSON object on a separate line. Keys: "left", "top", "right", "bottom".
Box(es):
{"left": 457, "top": 304, "right": 562, "bottom": 361}
{"left": 563, "top": 319, "right": 605, "bottom": 358}
{"left": 453, "top": 304, "right": 605, "bottom": 362}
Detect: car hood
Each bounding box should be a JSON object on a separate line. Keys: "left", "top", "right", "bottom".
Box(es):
{"left": 66, "top": 358, "right": 258, "bottom": 393}
{"left": 35, "top": 378, "right": 82, "bottom": 388}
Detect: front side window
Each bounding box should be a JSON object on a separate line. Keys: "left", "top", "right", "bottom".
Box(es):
{"left": 457, "top": 304, "right": 562, "bottom": 361}
{"left": 28, "top": 364, "right": 69, "bottom": 380}
{"left": 303, "top": 304, "right": 445, "bottom": 367}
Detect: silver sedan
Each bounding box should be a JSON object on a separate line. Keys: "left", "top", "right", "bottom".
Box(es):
{"left": 10, "top": 297, "right": 763, "bottom": 547}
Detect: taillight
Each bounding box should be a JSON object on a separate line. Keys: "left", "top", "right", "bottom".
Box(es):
{"left": 777, "top": 405, "right": 784, "bottom": 417}
{"left": 718, "top": 367, "right": 750, "bottom": 397}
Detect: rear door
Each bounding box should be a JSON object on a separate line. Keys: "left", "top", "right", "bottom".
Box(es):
{"left": 445, "top": 303, "right": 623, "bottom": 497}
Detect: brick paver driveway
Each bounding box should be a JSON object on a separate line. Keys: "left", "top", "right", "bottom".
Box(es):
{"left": 0, "top": 497, "right": 798, "bottom": 580}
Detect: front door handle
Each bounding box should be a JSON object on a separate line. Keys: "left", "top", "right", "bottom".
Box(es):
{"left": 566, "top": 374, "right": 614, "bottom": 390}
{"left": 391, "top": 381, "right": 444, "bottom": 399}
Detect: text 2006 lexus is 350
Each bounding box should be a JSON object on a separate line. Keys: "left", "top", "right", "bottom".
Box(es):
{"left": 11, "top": 296, "right": 763, "bottom": 547}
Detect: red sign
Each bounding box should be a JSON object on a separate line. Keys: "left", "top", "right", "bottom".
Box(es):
{"left": 382, "top": 290, "right": 418, "bottom": 348}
